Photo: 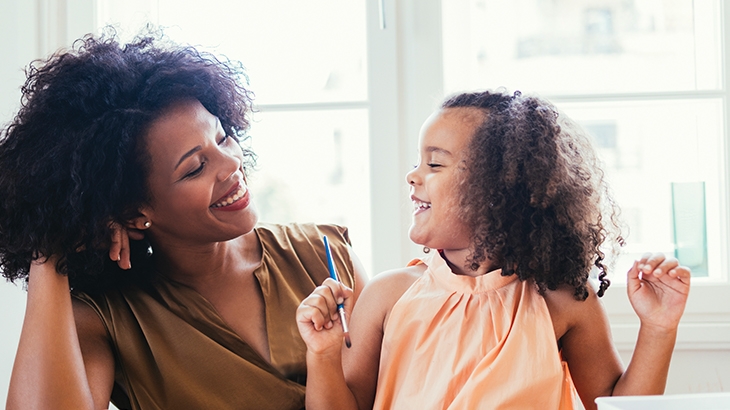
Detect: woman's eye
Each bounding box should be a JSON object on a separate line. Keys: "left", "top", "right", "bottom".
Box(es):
{"left": 185, "top": 162, "right": 205, "bottom": 178}
{"left": 427, "top": 163, "right": 442, "bottom": 168}
{"left": 218, "top": 135, "right": 230, "bottom": 145}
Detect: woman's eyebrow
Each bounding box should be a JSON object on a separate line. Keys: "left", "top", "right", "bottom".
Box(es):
{"left": 175, "top": 146, "right": 202, "bottom": 170}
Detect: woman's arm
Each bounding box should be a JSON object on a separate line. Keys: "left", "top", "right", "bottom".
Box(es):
{"left": 6, "top": 258, "right": 114, "bottom": 410}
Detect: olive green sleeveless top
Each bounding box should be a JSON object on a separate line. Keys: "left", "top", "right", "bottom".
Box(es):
{"left": 73, "top": 223, "right": 356, "bottom": 410}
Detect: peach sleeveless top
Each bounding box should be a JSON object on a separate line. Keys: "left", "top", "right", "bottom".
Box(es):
{"left": 373, "top": 251, "right": 577, "bottom": 409}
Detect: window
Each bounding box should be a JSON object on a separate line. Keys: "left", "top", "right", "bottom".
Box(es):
{"left": 3, "top": 3, "right": 729, "bottom": 405}
{"left": 97, "top": 0, "right": 374, "bottom": 273}
{"left": 441, "top": 0, "right": 730, "bottom": 349}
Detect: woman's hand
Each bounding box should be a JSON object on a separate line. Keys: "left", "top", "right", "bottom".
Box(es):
{"left": 297, "top": 278, "right": 353, "bottom": 355}
{"left": 108, "top": 222, "right": 144, "bottom": 270}
{"left": 627, "top": 252, "right": 691, "bottom": 331}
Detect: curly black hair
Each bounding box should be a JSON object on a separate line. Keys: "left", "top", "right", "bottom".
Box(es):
{"left": 443, "top": 89, "right": 623, "bottom": 300}
{"left": 0, "top": 27, "right": 255, "bottom": 293}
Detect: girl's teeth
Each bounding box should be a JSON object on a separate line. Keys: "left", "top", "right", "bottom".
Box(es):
{"left": 414, "top": 201, "right": 431, "bottom": 210}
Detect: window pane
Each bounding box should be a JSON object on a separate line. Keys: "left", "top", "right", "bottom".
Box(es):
{"left": 247, "top": 109, "right": 372, "bottom": 272}
{"left": 442, "top": 0, "right": 722, "bottom": 95}
{"left": 559, "top": 99, "right": 725, "bottom": 281}
{"left": 99, "top": 0, "right": 368, "bottom": 105}
{"left": 96, "top": 0, "right": 373, "bottom": 273}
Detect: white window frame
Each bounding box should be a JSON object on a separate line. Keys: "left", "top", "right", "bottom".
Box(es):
{"left": 376, "top": 0, "right": 730, "bottom": 352}
{"left": 56, "top": 0, "right": 730, "bottom": 350}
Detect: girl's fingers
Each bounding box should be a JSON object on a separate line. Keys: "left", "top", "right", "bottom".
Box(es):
{"left": 626, "top": 260, "right": 641, "bottom": 294}
{"left": 298, "top": 278, "right": 355, "bottom": 332}
{"left": 303, "top": 285, "right": 340, "bottom": 325}
{"left": 668, "top": 266, "right": 691, "bottom": 281}
{"left": 653, "top": 257, "right": 680, "bottom": 277}
{"left": 638, "top": 252, "right": 665, "bottom": 274}
{"left": 298, "top": 302, "right": 331, "bottom": 331}
{"left": 637, "top": 252, "right": 684, "bottom": 278}
{"left": 321, "top": 277, "right": 353, "bottom": 306}
{"left": 297, "top": 278, "right": 354, "bottom": 334}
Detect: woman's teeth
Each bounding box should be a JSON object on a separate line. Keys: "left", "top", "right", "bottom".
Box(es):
{"left": 211, "top": 187, "right": 246, "bottom": 208}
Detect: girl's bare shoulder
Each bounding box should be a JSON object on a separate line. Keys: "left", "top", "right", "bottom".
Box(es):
{"left": 366, "top": 263, "right": 425, "bottom": 300}
{"left": 543, "top": 283, "right": 608, "bottom": 341}
{"left": 351, "top": 262, "right": 427, "bottom": 328}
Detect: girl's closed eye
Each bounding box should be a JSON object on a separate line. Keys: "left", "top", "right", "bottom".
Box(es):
{"left": 427, "top": 163, "right": 442, "bottom": 168}
{"left": 218, "top": 134, "right": 230, "bottom": 145}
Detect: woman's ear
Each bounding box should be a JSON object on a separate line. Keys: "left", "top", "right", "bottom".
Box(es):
{"left": 125, "top": 211, "right": 153, "bottom": 241}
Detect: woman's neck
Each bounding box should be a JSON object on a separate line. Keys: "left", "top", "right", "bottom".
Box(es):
{"left": 150, "top": 229, "right": 263, "bottom": 290}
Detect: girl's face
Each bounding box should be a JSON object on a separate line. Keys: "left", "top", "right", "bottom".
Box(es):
{"left": 406, "top": 108, "right": 483, "bottom": 251}
{"left": 139, "top": 99, "right": 258, "bottom": 246}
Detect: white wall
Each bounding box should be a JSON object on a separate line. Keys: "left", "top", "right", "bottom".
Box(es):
{"left": 0, "top": 1, "right": 37, "bottom": 406}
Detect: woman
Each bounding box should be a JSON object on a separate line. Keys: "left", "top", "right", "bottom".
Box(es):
{"left": 0, "top": 28, "right": 367, "bottom": 410}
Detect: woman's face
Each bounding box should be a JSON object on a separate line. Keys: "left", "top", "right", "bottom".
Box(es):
{"left": 139, "top": 99, "right": 258, "bottom": 246}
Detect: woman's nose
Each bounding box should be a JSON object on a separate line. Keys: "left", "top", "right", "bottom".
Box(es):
{"left": 217, "top": 149, "right": 242, "bottom": 182}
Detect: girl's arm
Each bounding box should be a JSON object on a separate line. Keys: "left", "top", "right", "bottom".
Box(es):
{"left": 6, "top": 257, "right": 114, "bottom": 410}
{"left": 615, "top": 253, "right": 690, "bottom": 393}
{"left": 297, "top": 266, "right": 422, "bottom": 410}
{"left": 554, "top": 253, "right": 690, "bottom": 410}
{"left": 297, "top": 277, "right": 361, "bottom": 410}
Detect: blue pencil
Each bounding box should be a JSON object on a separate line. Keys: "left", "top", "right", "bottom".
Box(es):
{"left": 323, "top": 235, "right": 351, "bottom": 348}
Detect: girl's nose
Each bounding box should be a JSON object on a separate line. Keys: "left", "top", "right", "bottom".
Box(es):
{"left": 406, "top": 166, "right": 420, "bottom": 186}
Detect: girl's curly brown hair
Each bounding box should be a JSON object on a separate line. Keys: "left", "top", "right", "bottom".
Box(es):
{"left": 0, "top": 27, "right": 255, "bottom": 293}
{"left": 444, "top": 89, "right": 623, "bottom": 300}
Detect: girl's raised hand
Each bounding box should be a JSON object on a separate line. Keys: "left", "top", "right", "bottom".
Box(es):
{"left": 297, "top": 278, "right": 353, "bottom": 355}
{"left": 627, "top": 252, "right": 691, "bottom": 331}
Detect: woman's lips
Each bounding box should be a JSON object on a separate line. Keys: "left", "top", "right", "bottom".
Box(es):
{"left": 211, "top": 183, "right": 250, "bottom": 211}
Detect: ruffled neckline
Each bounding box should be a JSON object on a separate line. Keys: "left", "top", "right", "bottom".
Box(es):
{"left": 421, "top": 250, "right": 518, "bottom": 294}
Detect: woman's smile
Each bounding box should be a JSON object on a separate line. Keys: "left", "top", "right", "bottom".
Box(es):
{"left": 211, "top": 181, "right": 250, "bottom": 211}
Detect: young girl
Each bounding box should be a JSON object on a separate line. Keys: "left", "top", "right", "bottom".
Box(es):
{"left": 296, "top": 90, "right": 691, "bottom": 410}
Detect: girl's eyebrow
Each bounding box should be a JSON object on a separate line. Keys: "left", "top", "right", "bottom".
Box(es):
{"left": 425, "top": 146, "right": 452, "bottom": 156}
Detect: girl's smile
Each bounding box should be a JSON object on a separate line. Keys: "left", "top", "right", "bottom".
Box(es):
{"left": 410, "top": 195, "right": 431, "bottom": 215}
